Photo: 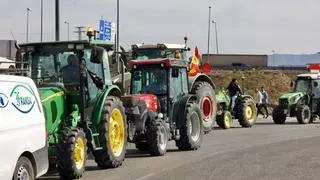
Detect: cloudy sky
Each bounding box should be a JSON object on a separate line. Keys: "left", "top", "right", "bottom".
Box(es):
{"left": 0, "top": 0, "right": 319, "bottom": 54}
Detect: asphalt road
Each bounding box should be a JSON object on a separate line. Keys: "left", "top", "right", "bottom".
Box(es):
{"left": 40, "top": 117, "right": 320, "bottom": 180}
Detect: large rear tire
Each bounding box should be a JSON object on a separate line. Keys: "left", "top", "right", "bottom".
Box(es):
{"left": 147, "top": 120, "right": 168, "bottom": 156}
{"left": 93, "top": 96, "right": 127, "bottom": 168}
{"left": 216, "top": 111, "right": 233, "bottom": 129}
{"left": 13, "top": 156, "right": 35, "bottom": 180}
{"left": 176, "top": 103, "right": 204, "bottom": 150}
{"left": 57, "top": 127, "right": 87, "bottom": 179}
{"left": 191, "top": 81, "right": 217, "bottom": 134}
{"left": 297, "top": 105, "right": 311, "bottom": 124}
{"left": 272, "top": 105, "right": 287, "bottom": 124}
{"left": 236, "top": 98, "right": 257, "bottom": 127}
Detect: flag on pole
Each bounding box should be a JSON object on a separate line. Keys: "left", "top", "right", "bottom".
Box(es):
{"left": 188, "top": 46, "right": 200, "bottom": 76}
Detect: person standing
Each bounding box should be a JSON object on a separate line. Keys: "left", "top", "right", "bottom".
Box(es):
{"left": 227, "top": 78, "right": 243, "bottom": 110}
{"left": 261, "top": 86, "right": 269, "bottom": 118}
{"left": 254, "top": 88, "right": 263, "bottom": 117}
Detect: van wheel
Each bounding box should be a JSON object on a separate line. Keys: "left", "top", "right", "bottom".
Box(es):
{"left": 13, "top": 156, "right": 34, "bottom": 180}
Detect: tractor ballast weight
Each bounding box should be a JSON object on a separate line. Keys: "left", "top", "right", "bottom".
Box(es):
{"left": 215, "top": 90, "right": 257, "bottom": 129}
{"left": 16, "top": 40, "right": 127, "bottom": 179}
{"left": 122, "top": 59, "right": 204, "bottom": 156}
{"left": 273, "top": 64, "right": 320, "bottom": 124}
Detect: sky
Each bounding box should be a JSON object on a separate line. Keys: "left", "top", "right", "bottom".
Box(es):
{"left": 0, "top": 0, "right": 319, "bottom": 55}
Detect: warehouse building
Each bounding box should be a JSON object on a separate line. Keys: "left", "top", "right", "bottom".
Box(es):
{"left": 202, "top": 54, "right": 268, "bottom": 67}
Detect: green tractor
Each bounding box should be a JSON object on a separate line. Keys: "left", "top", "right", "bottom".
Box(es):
{"left": 16, "top": 40, "right": 127, "bottom": 179}
{"left": 273, "top": 67, "right": 320, "bottom": 124}
{"left": 121, "top": 58, "right": 204, "bottom": 155}
{"left": 215, "top": 90, "right": 257, "bottom": 129}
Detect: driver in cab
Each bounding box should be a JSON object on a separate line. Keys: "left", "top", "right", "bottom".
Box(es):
{"left": 60, "top": 54, "right": 80, "bottom": 84}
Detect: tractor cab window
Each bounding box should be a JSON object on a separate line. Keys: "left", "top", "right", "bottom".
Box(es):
{"left": 131, "top": 68, "right": 167, "bottom": 95}
{"left": 294, "top": 78, "right": 311, "bottom": 94}
{"left": 170, "top": 68, "right": 188, "bottom": 101}
{"left": 134, "top": 48, "right": 187, "bottom": 61}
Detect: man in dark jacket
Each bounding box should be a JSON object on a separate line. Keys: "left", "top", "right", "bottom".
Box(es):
{"left": 227, "top": 78, "right": 243, "bottom": 110}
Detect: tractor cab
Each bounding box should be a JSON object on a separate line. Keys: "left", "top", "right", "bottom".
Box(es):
{"left": 126, "top": 59, "right": 189, "bottom": 117}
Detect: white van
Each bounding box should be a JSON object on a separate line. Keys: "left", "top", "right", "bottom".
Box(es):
{"left": 0, "top": 75, "right": 48, "bottom": 180}
{"left": 0, "top": 57, "right": 15, "bottom": 69}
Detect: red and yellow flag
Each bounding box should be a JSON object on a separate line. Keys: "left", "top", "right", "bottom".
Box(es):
{"left": 188, "top": 46, "right": 200, "bottom": 76}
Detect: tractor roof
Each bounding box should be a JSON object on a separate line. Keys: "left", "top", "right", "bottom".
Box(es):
{"left": 297, "top": 73, "right": 320, "bottom": 79}
{"left": 132, "top": 43, "right": 186, "bottom": 50}
{"left": 20, "top": 40, "right": 114, "bottom": 49}
{"left": 128, "top": 58, "right": 189, "bottom": 69}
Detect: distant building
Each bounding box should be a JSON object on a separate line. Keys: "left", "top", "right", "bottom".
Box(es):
{"left": 0, "top": 40, "right": 17, "bottom": 60}
{"left": 268, "top": 54, "right": 320, "bottom": 67}
{"left": 202, "top": 54, "right": 268, "bottom": 67}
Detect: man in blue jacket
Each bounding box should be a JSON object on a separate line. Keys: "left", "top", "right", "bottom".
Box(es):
{"left": 260, "top": 86, "right": 269, "bottom": 118}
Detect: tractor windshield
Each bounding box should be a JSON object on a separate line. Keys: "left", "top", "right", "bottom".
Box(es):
{"left": 294, "top": 78, "right": 311, "bottom": 93}
{"left": 22, "top": 45, "right": 103, "bottom": 85}
{"left": 134, "top": 48, "right": 187, "bottom": 61}
{"left": 131, "top": 68, "right": 168, "bottom": 95}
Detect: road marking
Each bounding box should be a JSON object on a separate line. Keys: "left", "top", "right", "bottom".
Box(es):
{"left": 136, "top": 172, "right": 156, "bottom": 180}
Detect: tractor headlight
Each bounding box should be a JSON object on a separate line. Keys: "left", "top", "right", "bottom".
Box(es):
{"left": 158, "top": 113, "right": 164, "bottom": 119}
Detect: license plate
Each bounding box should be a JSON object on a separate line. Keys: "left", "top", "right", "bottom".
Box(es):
{"left": 283, "top": 109, "right": 288, "bottom": 114}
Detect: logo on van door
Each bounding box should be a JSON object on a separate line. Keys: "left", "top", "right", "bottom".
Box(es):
{"left": 10, "top": 85, "right": 35, "bottom": 113}
{"left": 0, "top": 93, "right": 9, "bottom": 108}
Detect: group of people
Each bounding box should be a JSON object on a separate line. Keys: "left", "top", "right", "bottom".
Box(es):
{"left": 226, "top": 78, "right": 269, "bottom": 118}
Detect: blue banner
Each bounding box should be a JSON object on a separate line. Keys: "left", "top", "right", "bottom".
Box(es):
{"left": 99, "top": 17, "right": 112, "bottom": 41}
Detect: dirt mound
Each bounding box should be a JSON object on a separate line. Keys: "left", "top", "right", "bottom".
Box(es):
{"left": 208, "top": 70, "right": 300, "bottom": 105}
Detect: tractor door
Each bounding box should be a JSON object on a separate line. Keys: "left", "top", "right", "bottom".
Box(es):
{"left": 311, "top": 79, "right": 320, "bottom": 113}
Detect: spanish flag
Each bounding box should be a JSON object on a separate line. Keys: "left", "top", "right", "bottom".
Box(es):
{"left": 188, "top": 46, "right": 200, "bottom": 76}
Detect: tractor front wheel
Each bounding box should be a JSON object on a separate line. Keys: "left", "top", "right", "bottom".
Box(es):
{"left": 93, "top": 96, "right": 127, "bottom": 168}
{"left": 191, "top": 81, "right": 217, "bottom": 134}
{"left": 297, "top": 105, "right": 311, "bottom": 124}
{"left": 57, "top": 128, "right": 87, "bottom": 179}
{"left": 272, "top": 105, "right": 287, "bottom": 124}
{"left": 216, "top": 111, "right": 233, "bottom": 129}
{"left": 237, "top": 98, "right": 257, "bottom": 127}
{"left": 176, "top": 102, "right": 204, "bottom": 150}
{"left": 147, "top": 120, "right": 168, "bottom": 156}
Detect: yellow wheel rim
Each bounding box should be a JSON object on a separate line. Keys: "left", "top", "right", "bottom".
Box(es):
{"left": 245, "top": 106, "right": 253, "bottom": 120}
{"left": 109, "top": 108, "right": 125, "bottom": 157}
{"left": 225, "top": 114, "right": 231, "bottom": 128}
{"left": 74, "top": 137, "right": 85, "bottom": 170}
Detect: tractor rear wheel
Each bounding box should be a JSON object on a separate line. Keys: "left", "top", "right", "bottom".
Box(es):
{"left": 297, "top": 105, "right": 311, "bottom": 124}
{"left": 191, "top": 81, "right": 217, "bottom": 134}
{"left": 147, "top": 120, "right": 168, "bottom": 156}
{"left": 216, "top": 111, "right": 233, "bottom": 129}
{"left": 93, "top": 96, "right": 127, "bottom": 168}
{"left": 57, "top": 127, "right": 87, "bottom": 179}
{"left": 236, "top": 98, "right": 257, "bottom": 127}
{"left": 272, "top": 105, "right": 287, "bottom": 124}
{"left": 176, "top": 102, "right": 204, "bottom": 150}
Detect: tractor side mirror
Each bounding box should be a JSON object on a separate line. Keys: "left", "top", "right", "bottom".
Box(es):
{"left": 90, "top": 46, "right": 105, "bottom": 64}
{"left": 314, "top": 82, "right": 318, "bottom": 87}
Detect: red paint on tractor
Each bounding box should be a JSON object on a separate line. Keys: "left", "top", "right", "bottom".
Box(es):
{"left": 122, "top": 94, "right": 159, "bottom": 112}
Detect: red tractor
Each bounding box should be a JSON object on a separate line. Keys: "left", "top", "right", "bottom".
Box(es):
{"left": 121, "top": 58, "right": 204, "bottom": 155}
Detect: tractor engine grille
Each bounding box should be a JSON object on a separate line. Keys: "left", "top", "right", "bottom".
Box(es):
{"left": 279, "top": 99, "right": 289, "bottom": 108}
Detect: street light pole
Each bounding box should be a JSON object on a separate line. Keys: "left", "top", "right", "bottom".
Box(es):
{"left": 207, "top": 6, "right": 212, "bottom": 54}
{"left": 55, "top": 0, "right": 60, "bottom": 41}
{"left": 40, "top": 0, "right": 43, "bottom": 41}
{"left": 64, "top": 21, "right": 70, "bottom": 40}
{"left": 116, "top": 0, "right": 120, "bottom": 63}
{"left": 26, "top": 8, "right": 31, "bottom": 43}
{"left": 212, "top": 20, "right": 219, "bottom": 54}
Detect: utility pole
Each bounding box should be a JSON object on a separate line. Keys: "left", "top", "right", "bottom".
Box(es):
{"left": 207, "top": 6, "right": 212, "bottom": 54}
{"left": 212, "top": 20, "right": 219, "bottom": 54}
{"left": 40, "top": 0, "right": 43, "bottom": 41}
{"left": 55, "top": 0, "right": 60, "bottom": 41}
{"left": 26, "top": 8, "right": 31, "bottom": 43}
{"left": 74, "top": 26, "right": 86, "bottom": 40}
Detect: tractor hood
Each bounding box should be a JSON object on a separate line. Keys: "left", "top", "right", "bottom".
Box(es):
{"left": 215, "top": 90, "right": 230, "bottom": 103}
{"left": 121, "top": 94, "right": 159, "bottom": 112}
{"left": 38, "top": 86, "right": 65, "bottom": 103}
{"left": 279, "top": 92, "right": 305, "bottom": 100}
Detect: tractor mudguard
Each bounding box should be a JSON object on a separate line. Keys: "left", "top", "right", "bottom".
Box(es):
{"left": 171, "top": 94, "right": 198, "bottom": 129}
{"left": 189, "top": 73, "right": 216, "bottom": 91}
